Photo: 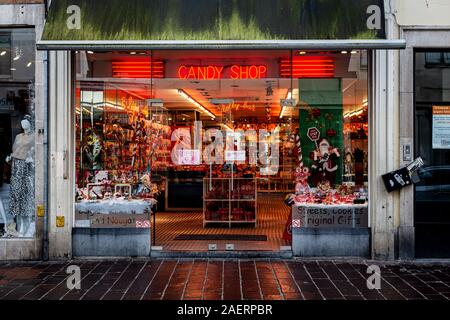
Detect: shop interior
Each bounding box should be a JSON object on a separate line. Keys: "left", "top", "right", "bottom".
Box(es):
{"left": 74, "top": 50, "right": 369, "bottom": 252}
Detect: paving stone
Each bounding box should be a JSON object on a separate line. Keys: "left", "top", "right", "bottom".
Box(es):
{"left": 1, "top": 259, "right": 450, "bottom": 300}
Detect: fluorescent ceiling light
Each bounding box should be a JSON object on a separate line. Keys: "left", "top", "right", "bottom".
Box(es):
{"left": 177, "top": 89, "right": 215, "bottom": 119}
{"left": 280, "top": 89, "right": 296, "bottom": 118}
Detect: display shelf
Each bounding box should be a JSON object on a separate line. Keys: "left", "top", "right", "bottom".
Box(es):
{"left": 257, "top": 177, "right": 294, "bottom": 193}
{"left": 203, "top": 178, "right": 257, "bottom": 228}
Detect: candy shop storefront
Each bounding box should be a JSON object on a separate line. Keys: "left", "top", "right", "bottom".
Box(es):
{"left": 37, "top": 0, "right": 405, "bottom": 258}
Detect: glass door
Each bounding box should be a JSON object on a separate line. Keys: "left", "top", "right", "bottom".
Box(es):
{"left": 414, "top": 51, "right": 450, "bottom": 258}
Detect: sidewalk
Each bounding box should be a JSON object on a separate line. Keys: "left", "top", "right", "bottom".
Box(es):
{"left": 0, "top": 259, "right": 449, "bottom": 300}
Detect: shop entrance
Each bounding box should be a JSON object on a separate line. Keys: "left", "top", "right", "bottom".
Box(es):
{"left": 414, "top": 51, "right": 450, "bottom": 258}
{"left": 150, "top": 50, "right": 294, "bottom": 252}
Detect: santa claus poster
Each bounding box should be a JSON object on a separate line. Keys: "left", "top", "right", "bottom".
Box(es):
{"left": 298, "top": 78, "right": 344, "bottom": 187}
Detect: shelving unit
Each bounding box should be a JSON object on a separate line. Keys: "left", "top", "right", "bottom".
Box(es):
{"left": 203, "top": 178, "right": 257, "bottom": 228}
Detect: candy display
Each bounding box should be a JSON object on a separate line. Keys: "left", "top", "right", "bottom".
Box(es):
{"left": 203, "top": 178, "right": 257, "bottom": 227}
{"left": 75, "top": 94, "right": 171, "bottom": 221}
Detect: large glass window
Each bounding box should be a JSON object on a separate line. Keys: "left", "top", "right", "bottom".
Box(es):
{"left": 74, "top": 49, "right": 369, "bottom": 249}
{"left": 0, "top": 28, "right": 36, "bottom": 238}
{"left": 415, "top": 50, "right": 450, "bottom": 258}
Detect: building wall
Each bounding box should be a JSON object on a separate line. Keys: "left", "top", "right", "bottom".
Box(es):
{"left": 0, "top": 3, "right": 46, "bottom": 260}
{"left": 394, "top": 0, "right": 450, "bottom": 27}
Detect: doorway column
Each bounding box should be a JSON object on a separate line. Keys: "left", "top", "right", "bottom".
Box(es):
{"left": 48, "top": 51, "right": 74, "bottom": 259}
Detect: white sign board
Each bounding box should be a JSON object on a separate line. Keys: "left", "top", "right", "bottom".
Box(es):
{"left": 225, "top": 150, "right": 246, "bottom": 162}
{"left": 432, "top": 106, "right": 450, "bottom": 149}
{"left": 178, "top": 149, "right": 201, "bottom": 165}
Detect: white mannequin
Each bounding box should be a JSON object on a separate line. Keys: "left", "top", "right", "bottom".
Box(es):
{"left": 5, "top": 119, "right": 35, "bottom": 237}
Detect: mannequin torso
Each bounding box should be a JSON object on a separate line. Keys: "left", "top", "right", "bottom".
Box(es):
{"left": 11, "top": 132, "right": 34, "bottom": 160}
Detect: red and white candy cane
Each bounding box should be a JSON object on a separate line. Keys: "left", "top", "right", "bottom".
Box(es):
{"left": 295, "top": 133, "right": 303, "bottom": 168}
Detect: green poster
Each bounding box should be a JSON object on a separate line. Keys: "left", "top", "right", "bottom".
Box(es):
{"left": 299, "top": 78, "right": 343, "bottom": 186}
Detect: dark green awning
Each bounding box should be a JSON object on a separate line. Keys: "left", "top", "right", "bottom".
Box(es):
{"left": 38, "top": 0, "right": 405, "bottom": 50}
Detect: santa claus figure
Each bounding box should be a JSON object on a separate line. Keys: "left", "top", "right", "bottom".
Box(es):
{"left": 311, "top": 138, "right": 340, "bottom": 186}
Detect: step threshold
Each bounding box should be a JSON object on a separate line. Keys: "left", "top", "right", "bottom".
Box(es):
{"left": 150, "top": 250, "right": 293, "bottom": 259}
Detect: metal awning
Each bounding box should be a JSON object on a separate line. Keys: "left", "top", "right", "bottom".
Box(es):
{"left": 37, "top": 39, "right": 406, "bottom": 51}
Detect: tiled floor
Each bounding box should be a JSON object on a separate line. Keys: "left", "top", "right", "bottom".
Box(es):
{"left": 1, "top": 259, "right": 450, "bottom": 300}
{"left": 155, "top": 193, "right": 290, "bottom": 251}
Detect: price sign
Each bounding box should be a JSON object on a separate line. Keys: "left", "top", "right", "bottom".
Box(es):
{"left": 307, "top": 127, "right": 320, "bottom": 142}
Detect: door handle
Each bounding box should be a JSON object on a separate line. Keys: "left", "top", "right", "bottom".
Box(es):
{"left": 63, "top": 149, "right": 68, "bottom": 180}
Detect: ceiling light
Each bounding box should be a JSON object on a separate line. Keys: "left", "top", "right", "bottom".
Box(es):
{"left": 341, "top": 51, "right": 348, "bottom": 54}
{"left": 362, "top": 99, "right": 368, "bottom": 107}
{"left": 177, "top": 89, "right": 215, "bottom": 119}
{"left": 0, "top": 51, "right": 6, "bottom": 56}
{"left": 286, "top": 89, "right": 293, "bottom": 100}
{"left": 280, "top": 89, "right": 296, "bottom": 119}
{"left": 299, "top": 51, "right": 306, "bottom": 55}
{"left": 351, "top": 50, "right": 358, "bottom": 54}
{"left": 27, "top": 62, "right": 32, "bottom": 67}
{"left": 13, "top": 56, "right": 20, "bottom": 61}
{"left": 130, "top": 52, "right": 136, "bottom": 55}
{"left": 10, "top": 68, "right": 16, "bottom": 71}
{"left": 87, "top": 51, "right": 94, "bottom": 54}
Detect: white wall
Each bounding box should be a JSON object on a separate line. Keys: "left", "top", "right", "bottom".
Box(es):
{"left": 394, "top": 0, "right": 450, "bottom": 26}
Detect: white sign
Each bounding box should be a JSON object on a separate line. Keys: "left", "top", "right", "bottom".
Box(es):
{"left": 178, "top": 149, "right": 201, "bottom": 165}
{"left": 432, "top": 106, "right": 450, "bottom": 149}
{"left": 225, "top": 150, "right": 246, "bottom": 162}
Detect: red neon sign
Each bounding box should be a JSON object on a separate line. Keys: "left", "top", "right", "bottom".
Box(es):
{"left": 279, "top": 56, "right": 334, "bottom": 78}
{"left": 178, "top": 65, "right": 267, "bottom": 80}
{"left": 112, "top": 60, "right": 165, "bottom": 79}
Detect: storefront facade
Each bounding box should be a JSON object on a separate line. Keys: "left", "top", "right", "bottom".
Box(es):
{"left": 35, "top": 0, "right": 410, "bottom": 260}
{"left": 13, "top": 0, "right": 450, "bottom": 261}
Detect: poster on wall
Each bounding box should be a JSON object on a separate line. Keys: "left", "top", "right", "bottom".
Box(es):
{"left": 432, "top": 106, "right": 450, "bottom": 149}
{"left": 299, "top": 79, "right": 344, "bottom": 186}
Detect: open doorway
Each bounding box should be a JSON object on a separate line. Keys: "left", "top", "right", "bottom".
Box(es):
{"left": 148, "top": 50, "right": 293, "bottom": 252}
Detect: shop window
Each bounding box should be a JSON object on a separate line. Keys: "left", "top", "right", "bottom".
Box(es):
{"left": 0, "top": 29, "right": 36, "bottom": 238}
{"left": 74, "top": 50, "right": 369, "bottom": 246}
{"left": 289, "top": 51, "right": 369, "bottom": 231}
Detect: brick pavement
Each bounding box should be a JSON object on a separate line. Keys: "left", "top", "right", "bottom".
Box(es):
{"left": 0, "top": 259, "right": 450, "bottom": 300}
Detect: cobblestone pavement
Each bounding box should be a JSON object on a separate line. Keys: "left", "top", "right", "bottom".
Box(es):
{"left": 0, "top": 259, "right": 450, "bottom": 300}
